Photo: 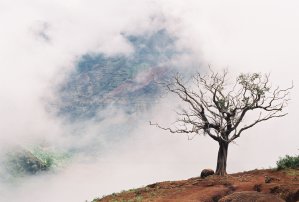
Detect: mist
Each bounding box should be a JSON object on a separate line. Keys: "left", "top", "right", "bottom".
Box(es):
{"left": 0, "top": 1, "right": 299, "bottom": 201}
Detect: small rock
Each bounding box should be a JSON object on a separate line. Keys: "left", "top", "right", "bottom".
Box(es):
{"left": 200, "top": 169, "right": 215, "bottom": 178}
{"left": 253, "top": 184, "right": 262, "bottom": 192}
{"left": 265, "top": 176, "right": 280, "bottom": 183}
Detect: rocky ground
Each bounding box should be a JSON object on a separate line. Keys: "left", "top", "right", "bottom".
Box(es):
{"left": 94, "top": 168, "right": 299, "bottom": 202}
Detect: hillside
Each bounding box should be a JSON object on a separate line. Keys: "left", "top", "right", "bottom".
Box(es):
{"left": 93, "top": 168, "right": 299, "bottom": 202}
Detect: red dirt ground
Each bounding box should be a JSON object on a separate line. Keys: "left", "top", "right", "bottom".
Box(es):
{"left": 94, "top": 168, "right": 299, "bottom": 202}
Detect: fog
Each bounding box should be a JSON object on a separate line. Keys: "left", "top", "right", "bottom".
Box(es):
{"left": 0, "top": 1, "right": 298, "bottom": 201}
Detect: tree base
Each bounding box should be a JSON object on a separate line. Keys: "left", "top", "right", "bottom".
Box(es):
{"left": 215, "top": 170, "right": 227, "bottom": 176}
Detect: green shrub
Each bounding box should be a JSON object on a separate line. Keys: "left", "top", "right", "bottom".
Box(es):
{"left": 2, "top": 146, "right": 71, "bottom": 181}
{"left": 276, "top": 155, "right": 299, "bottom": 170}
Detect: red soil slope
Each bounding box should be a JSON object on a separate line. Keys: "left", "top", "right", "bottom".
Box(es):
{"left": 94, "top": 169, "right": 299, "bottom": 202}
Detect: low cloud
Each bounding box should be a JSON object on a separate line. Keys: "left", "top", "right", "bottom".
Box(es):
{"left": 0, "top": 0, "right": 298, "bottom": 201}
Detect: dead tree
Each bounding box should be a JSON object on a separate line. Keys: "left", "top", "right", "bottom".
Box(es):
{"left": 151, "top": 69, "right": 293, "bottom": 175}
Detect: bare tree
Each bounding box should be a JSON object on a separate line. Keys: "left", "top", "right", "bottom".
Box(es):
{"left": 151, "top": 69, "right": 293, "bottom": 176}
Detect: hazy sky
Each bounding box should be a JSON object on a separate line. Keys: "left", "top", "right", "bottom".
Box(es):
{"left": 0, "top": 1, "right": 299, "bottom": 201}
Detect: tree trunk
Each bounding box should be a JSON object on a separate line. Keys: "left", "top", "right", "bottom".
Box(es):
{"left": 215, "top": 141, "right": 229, "bottom": 176}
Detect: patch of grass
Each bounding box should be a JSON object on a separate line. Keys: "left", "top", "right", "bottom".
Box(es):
{"left": 135, "top": 195, "right": 143, "bottom": 202}
{"left": 284, "top": 169, "right": 299, "bottom": 176}
{"left": 120, "top": 188, "right": 137, "bottom": 195}
{"left": 276, "top": 155, "right": 299, "bottom": 170}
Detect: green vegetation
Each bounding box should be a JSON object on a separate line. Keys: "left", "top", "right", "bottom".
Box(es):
{"left": 29, "top": 146, "right": 71, "bottom": 170}
{"left": 276, "top": 154, "right": 299, "bottom": 170}
{"left": 91, "top": 197, "right": 143, "bottom": 202}
{"left": 2, "top": 146, "right": 71, "bottom": 181}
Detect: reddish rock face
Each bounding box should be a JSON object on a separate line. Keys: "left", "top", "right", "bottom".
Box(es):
{"left": 200, "top": 168, "right": 215, "bottom": 178}
{"left": 219, "top": 191, "right": 285, "bottom": 202}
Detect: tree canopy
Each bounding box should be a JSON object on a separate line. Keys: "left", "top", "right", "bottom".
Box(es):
{"left": 151, "top": 69, "right": 293, "bottom": 175}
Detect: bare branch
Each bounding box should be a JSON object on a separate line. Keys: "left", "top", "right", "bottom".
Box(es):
{"left": 151, "top": 69, "right": 292, "bottom": 145}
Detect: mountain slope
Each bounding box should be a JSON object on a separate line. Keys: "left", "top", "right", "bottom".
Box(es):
{"left": 93, "top": 169, "right": 299, "bottom": 202}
